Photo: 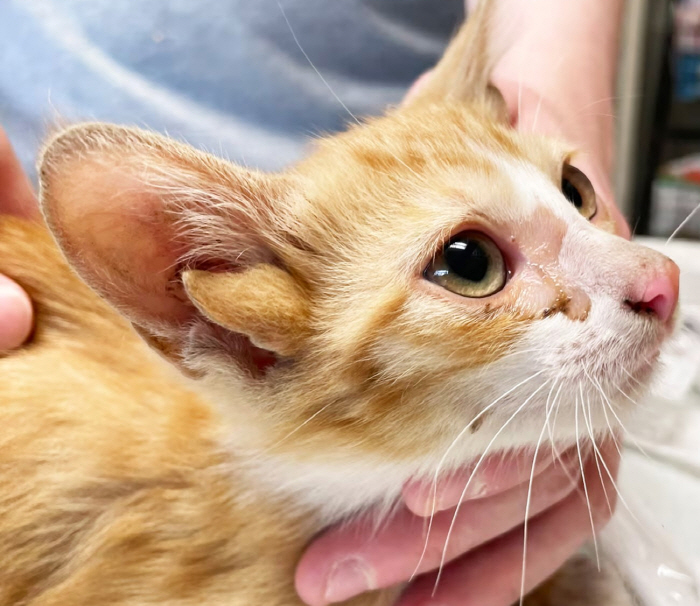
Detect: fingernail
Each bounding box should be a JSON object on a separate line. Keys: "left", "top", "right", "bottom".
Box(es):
{"left": 324, "top": 556, "right": 376, "bottom": 604}
{"left": 461, "top": 471, "right": 488, "bottom": 500}
{"left": 0, "top": 277, "right": 33, "bottom": 351}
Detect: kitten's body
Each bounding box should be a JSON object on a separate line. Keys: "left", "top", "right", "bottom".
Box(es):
{"left": 0, "top": 3, "right": 676, "bottom": 604}
{"left": 0, "top": 217, "right": 397, "bottom": 605}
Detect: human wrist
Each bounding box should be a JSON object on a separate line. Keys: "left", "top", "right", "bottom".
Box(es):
{"left": 492, "top": 73, "right": 615, "bottom": 175}
{"left": 470, "top": 0, "right": 623, "bottom": 172}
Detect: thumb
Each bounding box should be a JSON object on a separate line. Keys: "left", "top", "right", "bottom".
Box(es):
{"left": 0, "top": 274, "right": 33, "bottom": 351}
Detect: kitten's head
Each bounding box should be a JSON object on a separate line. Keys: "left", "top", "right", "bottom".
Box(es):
{"left": 38, "top": 4, "right": 678, "bottom": 504}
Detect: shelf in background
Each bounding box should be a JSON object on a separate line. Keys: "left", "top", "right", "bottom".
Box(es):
{"left": 668, "top": 100, "right": 700, "bottom": 138}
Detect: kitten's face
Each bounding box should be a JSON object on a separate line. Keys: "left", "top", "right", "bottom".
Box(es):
{"left": 40, "top": 103, "right": 678, "bottom": 498}
{"left": 213, "top": 101, "right": 675, "bottom": 470}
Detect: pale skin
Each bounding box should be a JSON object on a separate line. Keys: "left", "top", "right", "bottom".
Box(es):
{"left": 0, "top": 1, "right": 626, "bottom": 604}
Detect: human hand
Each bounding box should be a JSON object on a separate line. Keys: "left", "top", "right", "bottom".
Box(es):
{"left": 404, "top": 69, "right": 629, "bottom": 240}
{"left": 296, "top": 443, "right": 618, "bottom": 605}
{"left": 490, "top": 74, "right": 630, "bottom": 240}
{"left": 482, "top": 0, "right": 629, "bottom": 239}
{"left": 0, "top": 128, "right": 37, "bottom": 350}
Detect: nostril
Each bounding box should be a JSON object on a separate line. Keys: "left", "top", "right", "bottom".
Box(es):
{"left": 624, "top": 294, "right": 669, "bottom": 318}
{"left": 624, "top": 270, "right": 679, "bottom": 324}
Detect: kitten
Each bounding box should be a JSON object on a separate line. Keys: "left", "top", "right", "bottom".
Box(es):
{"left": 0, "top": 2, "right": 678, "bottom": 605}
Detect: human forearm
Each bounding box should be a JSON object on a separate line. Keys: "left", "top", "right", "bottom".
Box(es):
{"left": 470, "top": 0, "right": 624, "bottom": 93}
{"left": 468, "top": 0, "right": 625, "bottom": 172}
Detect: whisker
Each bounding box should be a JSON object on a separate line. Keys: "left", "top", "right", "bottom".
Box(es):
{"left": 574, "top": 93, "right": 641, "bottom": 113}
{"left": 579, "top": 375, "right": 649, "bottom": 535}
{"left": 620, "top": 365, "right": 644, "bottom": 388}
{"left": 575, "top": 386, "right": 599, "bottom": 567}
{"left": 611, "top": 384, "right": 652, "bottom": 459}
{"left": 584, "top": 369, "right": 623, "bottom": 460}
{"left": 411, "top": 370, "right": 547, "bottom": 581}
{"left": 545, "top": 376, "right": 565, "bottom": 462}
{"left": 548, "top": 377, "right": 566, "bottom": 457}
{"left": 529, "top": 55, "right": 566, "bottom": 133}
{"left": 582, "top": 386, "right": 613, "bottom": 521}
{"left": 599, "top": 395, "right": 624, "bottom": 460}
{"left": 432, "top": 379, "right": 552, "bottom": 594}
{"left": 665, "top": 201, "right": 700, "bottom": 246}
{"left": 519, "top": 398, "right": 552, "bottom": 606}
{"left": 530, "top": 90, "right": 544, "bottom": 135}
{"left": 277, "top": 2, "right": 361, "bottom": 125}
{"left": 587, "top": 367, "right": 652, "bottom": 458}
{"left": 268, "top": 401, "right": 336, "bottom": 450}
{"left": 579, "top": 398, "right": 643, "bottom": 529}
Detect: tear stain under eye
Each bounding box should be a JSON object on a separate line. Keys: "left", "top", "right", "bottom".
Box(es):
{"left": 531, "top": 264, "right": 591, "bottom": 322}
{"left": 551, "top": 279, "right": 590, "bottom": 321}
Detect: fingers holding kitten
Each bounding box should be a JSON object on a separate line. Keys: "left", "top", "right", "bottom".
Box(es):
{"left": 295, "top": 446, "right": 604, "bottom": 606}
{"left": 397, "top": 442, "right": 619, "bottom": 606}
{"left": 0, "top": 127, "right": 37, "bottom": 351}
{"left": 0, "top": 274, "right": 33, "bottom": 351}
{"left": 402, "top": 447, "right": 579, "bottom": 516}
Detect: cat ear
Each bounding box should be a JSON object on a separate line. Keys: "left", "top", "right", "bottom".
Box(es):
{"left": 406, "top": 1, "right": 508, "bottom": 122}
{"left": 39, "top": 123, "right": 309, "bottom": 364}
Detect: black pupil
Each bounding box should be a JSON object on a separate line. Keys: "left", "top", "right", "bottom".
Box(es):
{"left": 562, "top": 178, "right": 583, "bottom": 209}
{"left": 444, "top": 239, "right": 488, "bottom": 282}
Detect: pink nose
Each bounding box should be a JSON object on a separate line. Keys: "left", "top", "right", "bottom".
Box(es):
{"left": 625, "top": 261, "right": 680, "bottom": 324}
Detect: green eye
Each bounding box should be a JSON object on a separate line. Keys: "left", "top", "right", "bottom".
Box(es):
{"left": 562, "top": 164, "right": 596, "bottom": 220}
{"left": 425, "top": 232, "right": 506, "bottom": 298}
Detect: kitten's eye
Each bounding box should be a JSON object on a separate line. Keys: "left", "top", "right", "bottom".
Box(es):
{"left": 425, "top": 232, "right": 506, "bottom": 298}
{"left": 562, "top": 164, "right": 596, "bottom": 220}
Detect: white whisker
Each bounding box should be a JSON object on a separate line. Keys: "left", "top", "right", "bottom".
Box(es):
{"left": 411, "top": 370, "right": 547, "bottom": 581}
{"left": 575, "top": 386, "right": 599, "bottom": 567}
{"left": 269, "top": 401, "right": 336, "bottom": 450}
{"left": 545, "top": 376, "right": 565, "bottom": 462}
{"left": 548, "top": 377, "right": 566, "bottom": 457}
{"left": 432, "top": 379, "right": 551, "bottom": 594}
{"left": 611, "top": 384, "right": 652, "bottom": 459}
{"left": 665, "top": 201, "right": 700, "bottom": 246}
{"left": 277, "top": 2, "right": 361, "bottom": 125}
{"left": 519, "top": 398, "right": 552, "bottom": 606}
{"left": 580, "top": 393, "right": 642, "bottom": 529}
{"left": 593, "top": 382, "right": 624, "bottom": 460}
{"left": 530, "top": 91, "right": 544, "bottom": 135}
{"left": 582, "top": 387, "right": 613, "bottom": 522}
{"left": 584, "top": 370, "right": 625, "bottom": 462}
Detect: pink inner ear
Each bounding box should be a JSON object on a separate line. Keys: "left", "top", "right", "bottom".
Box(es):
{"left": 44, "top": 160, "right": 195, "bottom": 329}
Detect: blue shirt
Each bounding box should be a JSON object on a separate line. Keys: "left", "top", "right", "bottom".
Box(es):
{"left": 1, "top": 0, "right": 463, "bottom": 177}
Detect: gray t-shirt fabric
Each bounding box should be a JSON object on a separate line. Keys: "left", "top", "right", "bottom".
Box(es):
{"left": 1, "top": 0, "right": 464, "bottom": 178}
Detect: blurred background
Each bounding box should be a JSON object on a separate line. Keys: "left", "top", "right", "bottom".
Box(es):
{"left": 620, "top": 0, "right": 700, "bottom": 239}
{"left": 587, "top": 3, "right": 700, "bottom": 601}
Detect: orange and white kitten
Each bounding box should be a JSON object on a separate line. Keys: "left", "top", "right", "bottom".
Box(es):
{"left": 0, "top": 2, "right": 678, "bottom": 605}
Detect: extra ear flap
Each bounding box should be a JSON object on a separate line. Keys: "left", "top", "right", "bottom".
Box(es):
{"left": 39, "top": 123, "right": 309, "bottom": 363}
{"left": 183, "top": 267, "right": 310, "bottom": 357}
{"left": 406, "top": 0, "right": 508, "bottom": 122}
